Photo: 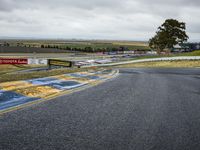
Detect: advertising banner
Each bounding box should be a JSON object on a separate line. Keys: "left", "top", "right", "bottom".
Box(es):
{"left": 0, "top": 58, "right": 28, "bottom": 64}
{"left": 48, "top": 59, "right": 73, "bottom": 67}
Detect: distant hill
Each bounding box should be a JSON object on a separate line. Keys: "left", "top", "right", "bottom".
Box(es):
{"left": 0, "top": 47, "right": 68, "bottom": 53}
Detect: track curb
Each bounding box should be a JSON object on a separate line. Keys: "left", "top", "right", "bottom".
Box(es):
{"left": 0, "top": 69, "right": 119, "bottom": 115}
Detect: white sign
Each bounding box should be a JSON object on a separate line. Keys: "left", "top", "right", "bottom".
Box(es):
{"left": 28, "top": 58, "right": 48, "bottom": 65}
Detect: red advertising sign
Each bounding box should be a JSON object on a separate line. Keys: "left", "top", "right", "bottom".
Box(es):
{"left": 0, "top": 58, "right": 28, "bottom": 65}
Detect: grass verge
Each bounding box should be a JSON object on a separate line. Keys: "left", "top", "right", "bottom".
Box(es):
{"left": 116, "top": 60, "right": 200, "bottom": 68}
{"left": 0, "top": 66, "right": 100, "bottom": 83}
{"left": 132, "top": 50, "right": 200, "bottom": 61}
{"left": 0, "top": 65, "right": 45, "bottom": 75}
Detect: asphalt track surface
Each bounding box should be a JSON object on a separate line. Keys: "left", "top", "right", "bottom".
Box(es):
{"left": 0, "top": 68, "right": 200, "bottom": 150}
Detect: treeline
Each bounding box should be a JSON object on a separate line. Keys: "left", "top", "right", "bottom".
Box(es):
{"left": 1, "top": 42, "right": 149, "bottom": 53}
{"left": 41, "top": 45, "right": 129, "bottom": 53}
{"left": 0, "top": 42, "right": 10, "bottom": 47}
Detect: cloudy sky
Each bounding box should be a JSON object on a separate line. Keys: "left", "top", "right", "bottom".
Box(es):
{"left": 0, "top": 0, "right": 199, "bottom": 41}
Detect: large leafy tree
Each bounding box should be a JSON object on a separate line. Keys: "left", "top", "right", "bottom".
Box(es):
{"left": 149, "top": 19, "right": 189, "bottom": 54}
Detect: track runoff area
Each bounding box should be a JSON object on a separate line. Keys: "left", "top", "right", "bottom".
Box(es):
{"left": 0, "top": 58, "right": 118, "bottom": 114}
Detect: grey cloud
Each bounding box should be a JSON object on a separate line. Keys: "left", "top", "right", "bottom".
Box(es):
{"left": 0, "top": 0, "right": 199, "bottom": 41}
{"left": 139, "top": 0, "right": 200, "bottom": 6}
{"left": 0, "top": 0, "right": 14, "bottom": 11}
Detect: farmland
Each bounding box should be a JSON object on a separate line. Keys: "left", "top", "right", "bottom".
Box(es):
{"left": 0, "top": 39, "right": 150, "bottom": 51}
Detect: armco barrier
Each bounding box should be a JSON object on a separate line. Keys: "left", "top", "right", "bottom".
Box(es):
{"left": 84, "top": 56, "right": 200, "bottom": 67}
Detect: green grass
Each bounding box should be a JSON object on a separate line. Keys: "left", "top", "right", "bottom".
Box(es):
{"left": 133, "top": 50, "right": 200, "bottom": 60}
{"left": 0, "top": 65, "right": 45, "bottom": 75}
{"left": 175, "top": 50, "right": 200, "bottom": 56}
{"left": 0, "top": 67, "right": 101, "bottom": 83}
{"left": 116, "top": 60, "right": 200, "bottom": 68}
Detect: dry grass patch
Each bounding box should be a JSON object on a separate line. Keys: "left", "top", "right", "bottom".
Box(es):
{"left": 0, "top": 81, "right": 33, "bottom": 91}
{"left": 0, "top": 67, "right": 102, "bottom": 83}
{"left": 15, "top": 86, "right": 61, "bottom": 98}
{"left": 117, "top": 60, "right": 200, "bottom": 68}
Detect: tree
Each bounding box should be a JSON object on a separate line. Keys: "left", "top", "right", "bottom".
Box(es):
{"left": 149, "top": 19, "right": 189, "bottom": 54}
{"left": 85, "top": 47, "right": 93, "bottom": 52}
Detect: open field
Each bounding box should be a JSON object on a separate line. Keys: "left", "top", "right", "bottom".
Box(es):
{"left": 116, "top": 60, "right": 200, "bottom": 68}
{"left": 112, "top": 41, "right": 148, "bottom": 47}
{"left": 0, "top": 39, "right": 150, "bottom": 50}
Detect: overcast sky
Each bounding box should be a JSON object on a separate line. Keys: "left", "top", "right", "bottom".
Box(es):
{"left": 0, "top": 0, "right": 199, "bottom": 41}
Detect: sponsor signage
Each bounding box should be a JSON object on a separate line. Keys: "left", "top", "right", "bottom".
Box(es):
{"left": 28, "top": 58, "right": 47, "bottom": 65}
{"left": 0, "top": 58, "right": 28, "bottom": 64}
{"left": 48, "top": 59, "right": 73, "bottom": 68}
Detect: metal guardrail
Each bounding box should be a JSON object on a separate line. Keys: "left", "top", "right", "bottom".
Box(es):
{"left": 84, "top": 56, "right": 200, "bottom": 67}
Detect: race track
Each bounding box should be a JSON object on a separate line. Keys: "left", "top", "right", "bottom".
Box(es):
{"left": 0, "top": 68, "right": 200, "bottom": 150}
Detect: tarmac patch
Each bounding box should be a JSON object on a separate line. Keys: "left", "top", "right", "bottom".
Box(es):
{"left": 0, "top": 90, "right": 39, "bottom": 111}
{"left": 85, "top": 75, "right": 100, "bottom": 80}
{"left": 46, "top": 81, "right": 86, "bottom": 90}
{"left": 69, "top": 73, "right": 88, "bottom": 78}
{"left": 28, "top": 77, "right": 60, "bottom": 85}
